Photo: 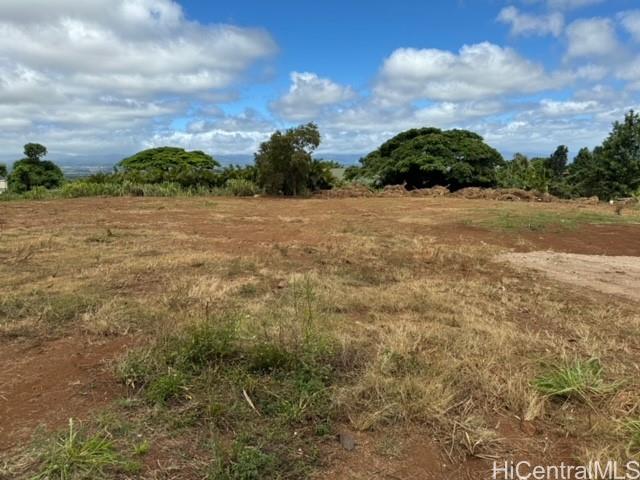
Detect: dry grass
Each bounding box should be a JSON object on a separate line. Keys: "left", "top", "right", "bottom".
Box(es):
{"left": 2, "top": 196, "right": 640, "bottom": 478}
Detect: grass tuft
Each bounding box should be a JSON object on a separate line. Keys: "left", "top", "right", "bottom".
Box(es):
{"left": 31, "top": 419, "right": 136, "bottom": 480}
{"left": 533, "top": 358, "right": 615, "bottom": 402}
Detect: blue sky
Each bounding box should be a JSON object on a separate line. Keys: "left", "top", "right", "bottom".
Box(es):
{"left": 0, "top": 0, "right": 639, "bottom": 165}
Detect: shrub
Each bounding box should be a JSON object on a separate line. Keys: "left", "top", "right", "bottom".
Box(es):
{"left": 225, "top": 179, "right": 260, "bottom": 197}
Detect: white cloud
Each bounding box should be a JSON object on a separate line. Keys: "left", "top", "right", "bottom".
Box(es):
{"left": 546, "top": 0, "right": 604, "bottom": 10}
{"left": 539, "top": 98, "right": 599, "bottom": 116}
{"left": 498, "top": 6, "right": 564, "bottom": 37}
{"left": 0, "top": 0, "right": 276, "bottom": 158}
{"left": 619, "top": 10, "right": 640, "bottom": 42}
{"left": 616, "top": 56, "right": 640, "bottom": 90}
{"left": 566, "top": 18, "right": 620, "bottom": 59}
{"left": 522, "top": 0, "right": 605, "bottom": 10}
{"left": 374, "top": 42, "right": 565, "bottom": 104}
{"left": 146, "top": 109, "right": 276, "bottom": 155}
{"left": 270, "top": 72, "right": 356, "bottom": 121}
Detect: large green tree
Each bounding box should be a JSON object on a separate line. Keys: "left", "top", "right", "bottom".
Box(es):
{"left": 346, "top": 128, "right": 504, "bottom": 189}
{"left": 565, "top": 111, "right": 640, "bottom": 199}
{"left": 546, "top": 145, "right": 568, "bottom": 178}
{"left": 255, "top": 123, "right": 321, "bottom": 196}
{"left": 0, "top": 163, "right": 7, "bottom": 178}
{"left": 567, "top": 147, "right": 599, "bottom": 197}
{"left": 116, "top": 147, "right": 219, "bottom": 186}
{"left": 8, "top": 143, "right": 64, "bottom": 193}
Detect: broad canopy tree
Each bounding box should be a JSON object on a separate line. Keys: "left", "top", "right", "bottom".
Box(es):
{"left": 116, "top": 147, "right": 219, "bottom": 186}
{"left": 346, "top": 128, "right": 504, "bottom": 190}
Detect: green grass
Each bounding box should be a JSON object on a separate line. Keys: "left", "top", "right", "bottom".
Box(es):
{"left": 623, "top": 419, "right": 640, "bottom": 456}
{"left": 31, "top": 419, "right": 137, "bottom": 480}
{"left": 0, "top": 181, "right": 229, "bottom": 201}
{"left": 0, "top": 291, "right": 100, "bottom": 329}
{"left": 533, "top": 358, "right": 616, "bottom": 402}
{"left": 116, "top": 281, "right": 343, "bottom": 479}
{"left": 469, "top": 209, "right": 640, "bottom": 232}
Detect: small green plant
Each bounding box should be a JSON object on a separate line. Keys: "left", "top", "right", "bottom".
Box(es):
{"left": 145, "top": 371, "right": 187, "bottom": 405}
{"left": 533, "top": 358, "right": 615, "bottom": 402}
{"left": 170, "top": 319, "right": 239, "bottom": 373}
{"left": 623, "top": 419, "right": 640, "bottom": 456}
{"left": 132, "top": 440, "right": 150, "bottom": 456}
{"left": 229, "top": 445, "right": 276, "bottom": 480}
{"left": 32, "top": 419, "right": 131, "bottom": 480}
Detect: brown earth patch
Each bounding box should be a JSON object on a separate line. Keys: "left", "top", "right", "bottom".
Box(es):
{"left": 0, "top": 335, "right": 132, "bottom": 452}
{"left": 318, "top": 417, "right": 576, "bottom": 480}
{"left": 2, "top": 197, "right": 638, "bottom": 257}
{"left": 428, "top": 223, "right": 640, "bottom": 256}
{"left": 499, "top": 251, "right": 640, "bottom": 302}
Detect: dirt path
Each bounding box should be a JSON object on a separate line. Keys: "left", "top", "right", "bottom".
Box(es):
{"left": 500, "top": 252, "right": 640, "bottom": 302}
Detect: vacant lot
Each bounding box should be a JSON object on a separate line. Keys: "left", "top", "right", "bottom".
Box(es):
{"left": 1, "top": 196, "right": 640, "bottom": 479}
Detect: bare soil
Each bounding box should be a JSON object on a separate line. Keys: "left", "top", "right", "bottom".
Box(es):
{"left": 0, "top": 335, "right": 131, "bottom": 451}
{"left": 500, "top": 251, "right": 640, "bottom": 302}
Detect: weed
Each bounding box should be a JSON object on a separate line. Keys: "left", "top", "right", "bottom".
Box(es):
{"left": 31, "top": 419, "right": 136, "bottom": 480}
{"left": 145, "top": 370, "right": 188, "bottom": 405}
{"left": 623, "top": 419, "right": 640, "bottom": 456}
{"left": 132, "top": 440, "right": 150, "bottom": 456}
{"left": 533, "top": 358, "right": 615, "bottom": 402}
{"left": 229, "top": 445, "right": 276, "bottom": 480}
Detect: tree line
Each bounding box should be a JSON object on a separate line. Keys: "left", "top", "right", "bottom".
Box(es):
{"left": 2, "top": 111, "right": 640, "bottom": 200}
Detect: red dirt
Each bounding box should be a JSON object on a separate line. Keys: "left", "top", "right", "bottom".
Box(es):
{"left": 319, "top": 417, "right": 576, "bottom": 480}
{"left": 2, "top": 196, "right": 639, "bottom": 256}
{"left": 432, "top": 222, "right": 640, "bottom": 256}
{"left": 0, "top": 335, "right": 131, "bottom": 452}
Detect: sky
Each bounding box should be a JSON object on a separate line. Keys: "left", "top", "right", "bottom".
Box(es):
{"left": 0, "top": 0, "right": 639, "bottom": 165}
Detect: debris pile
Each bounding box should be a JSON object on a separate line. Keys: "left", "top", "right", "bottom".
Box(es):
{"left": 316, "top": 184, "right": 604, "bottom": 204}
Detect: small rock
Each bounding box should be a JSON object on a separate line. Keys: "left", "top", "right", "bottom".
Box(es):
{"left": 276, "top": 280, "right": 287, "bottom": 289}
{"left": 338, "top": 432, "right": 356, "bottom": 451}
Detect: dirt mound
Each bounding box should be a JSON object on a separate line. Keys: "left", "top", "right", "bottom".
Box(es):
{"left": 453, "top": 187, "right": 556, "bottom": 202}
{"left": 315, "top": 184, "right": 376, "bottom": 198}
{"left": 410, "top": 185, "right": 450, "bottom": 197}
{"left": 318, "top": 184, "right": 578, "bottom": 203}
{"left": 380, "top": 184, "right": 408, "bottom": 197}
{"left": 569, "top": 196, "right": 600, "bottom": 205}
{"left": 452, "top": 187, "right": 493, "bottom": 199}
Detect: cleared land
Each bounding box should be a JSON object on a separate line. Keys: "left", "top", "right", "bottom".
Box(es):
{"left": 1, "top": 196, "right": 640, "bottom": 479}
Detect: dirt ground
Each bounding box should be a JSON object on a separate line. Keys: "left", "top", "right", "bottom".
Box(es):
{"left": 501, "top": 252, "right": 640, "bottom": 302}
{"left": 1, "top": 196, "right": 639, "bottom": 478}
{"left": 0, "top": 335, "right": 131, "bottom": 451}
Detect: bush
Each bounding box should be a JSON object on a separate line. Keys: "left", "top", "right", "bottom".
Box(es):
{"left": 225, "top": 179, "right": 260, "bottom": 197}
